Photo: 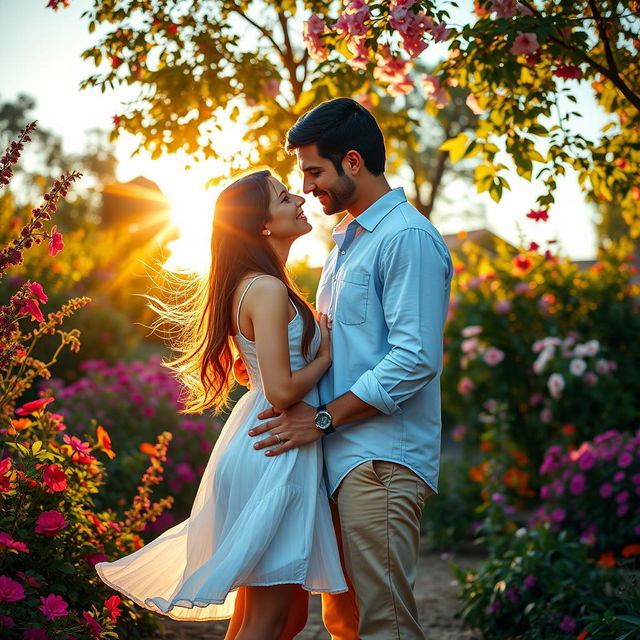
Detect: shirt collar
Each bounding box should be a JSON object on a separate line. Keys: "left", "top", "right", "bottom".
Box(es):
{"left": 353, "top": 187, "right": 407, "bottom": 232}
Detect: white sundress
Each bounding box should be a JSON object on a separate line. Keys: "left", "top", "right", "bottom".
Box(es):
{"left": 95, "top": 275, "right": 347, "bottom": 621}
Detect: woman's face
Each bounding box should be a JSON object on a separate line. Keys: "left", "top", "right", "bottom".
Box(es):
{"left": 264, "top": 176, "right": 311, "bottom": 240}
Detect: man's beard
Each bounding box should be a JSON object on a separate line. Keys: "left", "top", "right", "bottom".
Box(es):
{"left": 316, "top": 174, "right": 356, "bottom": 215}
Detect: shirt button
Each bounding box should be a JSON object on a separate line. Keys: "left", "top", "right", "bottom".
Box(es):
{"left": 340, "top": 250, "right": 346, "bottom": 255}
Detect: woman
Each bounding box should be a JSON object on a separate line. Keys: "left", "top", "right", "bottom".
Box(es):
{"left": 95, "top": 170, "right": 347, "bottom": 639}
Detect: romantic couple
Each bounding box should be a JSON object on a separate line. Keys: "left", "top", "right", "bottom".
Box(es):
{"left": 96, "top": 98, "right": 453, "bottom": 639}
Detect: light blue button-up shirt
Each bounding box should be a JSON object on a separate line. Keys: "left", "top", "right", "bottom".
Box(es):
{"left": 316, "top": 188, "right": 453, "bottom": 496}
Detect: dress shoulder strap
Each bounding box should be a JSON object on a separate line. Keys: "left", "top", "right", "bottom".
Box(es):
{"left": 235, "top": 274, "right": 272, "bottom": 337}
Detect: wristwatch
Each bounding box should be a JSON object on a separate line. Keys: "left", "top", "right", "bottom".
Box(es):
{"left": 315, "top": 404, "right": 335, "bottom": 435}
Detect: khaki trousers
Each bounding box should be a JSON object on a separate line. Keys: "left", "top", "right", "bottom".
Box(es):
{"left": 322, "top": 460, "right": 432, "bottom": 640}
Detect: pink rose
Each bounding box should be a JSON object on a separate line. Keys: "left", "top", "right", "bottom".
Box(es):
{"left": 0, "top": 575, "right": 25, "bottom": 602}
{"left": 484, "top": 347, "right": 505, "bottom": 366}
{"left": 461, "top": 325, "right": 483, "bottom": 338}
{"left": 547, "top": 373, "right": 565, "bottom": 399}
{"left": 457, "top": 377, "right": 475, "bottom": 395}
{"left": 35, "top": 510, "right": 68, "bottom": 536}
{"left": 38, "top": 593, "right": 69, "bottom": 620}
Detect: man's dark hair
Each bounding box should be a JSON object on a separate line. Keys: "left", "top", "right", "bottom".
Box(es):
{"left": 285, "top": 98, "right": 385, "bottom": 176}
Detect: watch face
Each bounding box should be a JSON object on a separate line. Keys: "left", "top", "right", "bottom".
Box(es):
{"left": 316, "top": 412, "right": 332, "bottom": 429}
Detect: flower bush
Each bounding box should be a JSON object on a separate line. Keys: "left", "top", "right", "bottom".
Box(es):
{"left": 44, "top": 357, "right": 222, "bottom": 523}
{"left": 0, "top": 123, "right": 170, "bottom": 638}
{"left": 536, "top": 429, "right": 640, "bottom": 557}
{"left": 455, "top": 525, "right": 636, "bottom": 640}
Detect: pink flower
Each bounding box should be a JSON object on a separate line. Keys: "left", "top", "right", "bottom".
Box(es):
{"left": 550, "top": 507, "right": 565, "bottom": 522}
{"left": 486, "top": 600, "right": 501, "bottom": 614}
{"left": 86, "top": 552, "right": 107, "bottom": 567}
{"left": 304, "top": 14, "right": 325, "bottom": 35}
{"left": 595, "top": 359, "right": 610, "bottom": 375}
{"left": 49, "top": 225, "right": 64, "bottom": 256}
{"left": 494, "top": 300, "right": 511, "bottom": 314}
{"left": 462, "top": 325, "right": 483, "bottom": 338}
{"left": 23, "top": 629, "right": 49, "bottom": 640}
{"left": 617, "top": 504, "right": 629, "bottom": 516}
{"left": 81, "top": 611, "right": 102, "bottom": 638}
{"left": 21, "top": 298, "right": 44, "bottom": 322}
{"left": 0, "top": 532, "right": 29, "bottom": 553}
{"left": 347, "top": 38, "right": 370, "bottom": 70}
{"left": 599, "top": 482, "right": 613, "bottom": 498}
{"left": 466, "top": 93, "right": 484, "bottom": 115}
{"left": 16, "top": 397, "right": 54, "bottom": 416}
{"left": 38, "top": 593, "right": 68, "bottom": 620}
{"left": 0, "top": 614, "right": 15, "bottom": 629}
{"left": 553, "top": 65, "right": 582, "bottom": 80}
{"left": 569, "top": 473, "right": 585, "bottom": 495}
{"left": 29, "top": 282, "right": 48, "bottom": 304}
{"left": 452, "top": 424, "right": 467, "bottom": 441}
{"left": 457, "top": 376, "right": 475, "bottom": 395}
{"left": 42, "top": 463, "right": 67, "bottom": 492}
{"left": 484, "top": 347, "right": 505, "bottom": 366}
{"left": 262, "top": 79, "right": 280, "bottom": 99}
{"left": 491, "top": 0, "right": 518, "bottom": 18}
{"left": 63, "top": 434, "right": 92, "bottom": 456}
{"left": 104, "top": 595, "right": 122, "bottom": 621}
{"left": 618, "top": 451, "right": 633, "bottom": 468}
{"left": 431, "top": 22, "right": 451, "bottom": 42}
{"left": 510, "top": 32, "right": 540, "bottom": 56}
{"left": 583, "top": 371, "right": 598, "bottom": 386}
{"left": 523, "top": 575, "right": 536, "bottom": 588}
{"left": 616, "top": 491, "right": 629, "bottom": 504}
{"left": 540, "top": 408, "right": 552, "bottom": 423}
{"left": 559, "top": 616, "right": 576, "bottom": 633}
{"left": 514, "top": 282, "right": 529, "bottom": 295}
{"left": 0, "top": 575, "right": 26, "bottom": 602}
{"left": 569, "top": 358, "right": 586, "bottom": 376}
{"left": 35, "top": 510, "right": 68, "bottom": 536}
{"left": 303, "top": 16, "right": 328, "bottom": 62}
{"left": 525, "top": 208, "right": 548, "bottom": 222}
{"left": 16, "top": 571, "right": 42, "bottom": 588}
{"left": 547, "top": 373, "right": 565, "bottom": 399}
{"left": 422, "top": 74, "right": 449, "bottom": 108}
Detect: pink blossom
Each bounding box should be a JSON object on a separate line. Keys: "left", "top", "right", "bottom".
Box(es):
{"left": 631, "top": 473, "right": 640, "bottom": 485}
{"left": 175, "top": 463, "right": 196, "bottom": 484}
{"left": 462, "top": 325, "right": 483, "bottom": 338}
{"left": 569, "top": 358, "right": 586, "bottom": 376}
{"left": 540, "top": 407, "right": 552, "bottom": 423}
{"left": 559, "top": 616, "right": 576, "bottom": 633}
{"left": 514, "top": 282, "right": 529, "bottom": 295}
{"left": 29, "top": 282, "right": 48, "bottom": 304}
{"left": 491, "top": 0, "right": 518, "bottom": 18}
{"left": 16, "top": 397, "right": 54, "bottom": 416}
{"left": 452, "top": 424, "right": 467, "bottom": 441}
{"left": 510, "top": 32, "right": 540, "bottom": 56}
{"left": 81, "top": 611, "right": 102, "bottom": 638}
{"left": 523, "top": 575, "right": 536, "bottom": 588}
{"left": 583, "top": 371, "right": 598, "bottom": 386}
{"left": 613, "top": 471, "right": 625, "bottom": 482}
{"left": 486, "top": 600, "right": 501, "bottom": 614}
{"left": 457, "top": 376, "right": 475, "bottom": 395}
{"left": 347, "top": 38, "right": 370, "bottom": 70}
{"left": 0, "top": 575, "right": 26, "bottom": 602}
{"left": 16, "top": 571, "right": 42, "bottom": 588}
{"left": 431, "top": 22, "right": 451, "bottom": 42}
{"left": 63, "top": 434, "right": 92, "bottom": 455}
{"left": 547, "top": 373, "right": 565, "bottom": 399}
{"left": 618, "top": 451, "right": 633, "bottom": 468}
{"left": 583, "top": 339, "right": 600, "bottom": 356}
{"left": 353, "top": 93, "right": 374, "bottom": 110}
{"left": 0, "top": 614, "right": 15, "bottom": 629}
{"left": 35, "top": 510, "right": 68, "bottom": 536}
{"left": 549, "top": 507, "right": 565, "bottom": 522}
{"left": 0, "top": 532, "right": 29, "bottom": 553}
{"left": 38, "top": 593, "right": 69, "bottom": 620}
{"left": 303, "top": 16, "right": 328, "bottom": 62}
{"left": 262, "top": 79, "right": 280, "bottom": 99}
{"left": 617, "top": 504, "right": 629, "bottom": 516}
{"left": 484, "top": 347, "right": 505, "bottom": 366}
{"left": 49, "top": 225, "right": 64, "bottom": 256}
{"left": 422, "top": 74, "right": 449, "bottom": 108}
{"left": 461, "top": 337, "right": 479, "bottom": 354}
{"left": 374, "top": 52, "right": 415, "bottom": 96}
{"left": 466, "top": 93, "right": 484, "bottom": 115}
{"left": 21, "top": 298, "right": 44, "bottom": 322}
{"left": 494, "top": 300, "right": 511, "bottom": 314}
{"left": 599, "top": 482, "right": 613, "bottom": 498}
{"left": 569, "top": 473, "right": 585, "bottom": 495}
{"left": 86, "top": 552, "right": 107, "bottom": 567}
{"left": 595, "top": 359, "right": 610, "bottom": 375}
{"left": 616, "top": 491, "right": 630, "bottom": 504}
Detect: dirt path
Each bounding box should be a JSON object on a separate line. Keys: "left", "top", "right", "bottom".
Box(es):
{"left": 148, "top": 553, "right": 482, "bottom": 639}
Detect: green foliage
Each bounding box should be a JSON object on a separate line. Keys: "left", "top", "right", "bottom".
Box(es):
{"left": 454, "top": 525, "right": 635, "bottom": 640}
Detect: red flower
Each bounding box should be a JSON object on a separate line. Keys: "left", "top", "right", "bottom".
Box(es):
{"left": 48, "top": 225, "right": 64, "bottom": 256}
{"left": 112, "top": 115, "right": 122, "bottom": 126}
{"left": 526, "top": 208, "right": 549, "bottom": 222}
{"left": 16, "top": 397, "right": 54, "bottom": 416}
{"left": 110, "top": 56, "right": 123, "bottom": 68}
{"left": 42, "top": 464, "right": 67, "bottom": 493}
{"left": 622, "top": 544, "right": 640, "bottom": 558}
{"left": 35, "top": 510, "right": 68, "bottom": 536}
{"left": 514, "top": 254, "right": 533, "bottom": 271}
{"left": 21, "top": 298, "right": 44, "bottom": 322}
{"left": 81, "top": 611, "right": 102, "bottom": 638}
{"left": 553, "top": 65, "right": 582, "bottom": 80}
{"left": 577, "top": 632, "right": 589, "bottom": 640}
{"left": 0, "top": 532, "right": 29, "bottom": 553}
{"left": 598, "top": 551, "right": 616, "bottom": 568}
{"left": 168, "top": 23, "right": 179, "bottom": 34}
{"left": 528, "top": 241, "right": 540, "bottom": 251}
{"left": 104, "top": 595, "right": 122, "bottom": 621}
{"left": 29, "top": 282, "right": 48, "bottom": 304}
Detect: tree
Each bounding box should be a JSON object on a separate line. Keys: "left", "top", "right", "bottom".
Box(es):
{"left": 49, "top": 0, "right": 481, "bottom": 223}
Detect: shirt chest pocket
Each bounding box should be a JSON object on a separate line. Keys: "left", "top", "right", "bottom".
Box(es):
{"left": 335, "top": 271, "right": 370, "bottom": 326}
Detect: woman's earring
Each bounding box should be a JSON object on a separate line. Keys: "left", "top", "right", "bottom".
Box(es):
{"left": 262, "top": 229, "right": 272, "bottom": 236}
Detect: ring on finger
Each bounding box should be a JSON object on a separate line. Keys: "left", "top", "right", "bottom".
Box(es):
{"left": 274, "top": 433, "right": 281, "bottom": 444}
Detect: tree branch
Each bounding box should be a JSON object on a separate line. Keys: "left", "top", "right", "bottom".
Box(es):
{"left": 228, "top": 2, "right": 285, "bottom": 60}
{"left": 276, "top": 10, "right": 304, "bottom": 101}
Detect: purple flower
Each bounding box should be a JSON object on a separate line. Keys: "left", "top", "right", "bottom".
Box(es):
{"left": 540, "top": 485, "right": 551, "bottom": 499}
{"left": 550, "top": 508, "right": 565, "bottom": 523}
{"left": 486, "top": 600, "right": 501, "bottom": 615}
{"left": 616, "top": 491, "right": 630, "bottom": 504}
{"left": 569, "top": 473, "right": 586, "bottom": 495}
{"left": 491, "top": 492, "right": 506, "bottom": 504}
{"left": 613, "top": 471, "right": 626, "bottom": 483}
{"left": 599, "top": 483, "right": 614, "bottom": 498}
{"left": 552, "top": 479, "right": 564, "bottom": 496}
{"left": 523, "top": 575, "right": 537, "bottom": 589}
{"left": 617, "top": 504, "right": 629, "bottom": 517}
{"left": 618, "top": 451, "right": 633, "bottom": 468}
{"left": 559, "top": 616, "right": 576, "bottom": 633}
{"left": 632, "top": 473, "right": 640, "bottom": 485}
{"left": 505, "top": 586, "right": 520, "bottom": 603}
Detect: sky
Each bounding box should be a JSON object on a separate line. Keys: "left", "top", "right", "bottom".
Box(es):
{"left": 1, "top": 0, "right": 608, "bottom": 269}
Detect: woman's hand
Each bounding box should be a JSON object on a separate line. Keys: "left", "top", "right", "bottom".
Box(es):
{"left": 316, "top": 311, "right": 332, "bottom": 366}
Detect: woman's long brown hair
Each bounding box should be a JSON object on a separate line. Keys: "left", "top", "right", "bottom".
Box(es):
{"left": 151, "top": 170, "right": 317, "bottom": 414}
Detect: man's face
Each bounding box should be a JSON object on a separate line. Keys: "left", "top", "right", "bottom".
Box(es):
{"left": 296, "top": 144, "right": 356, "bottom": 216}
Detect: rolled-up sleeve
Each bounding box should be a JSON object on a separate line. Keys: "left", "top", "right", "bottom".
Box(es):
{"left": 349, "top": 228, "right": 452, "bottom": 415}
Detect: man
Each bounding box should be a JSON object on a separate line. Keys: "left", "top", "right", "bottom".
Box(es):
{"left": 249, "top": 97, "right": 453, "bottom": 639}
